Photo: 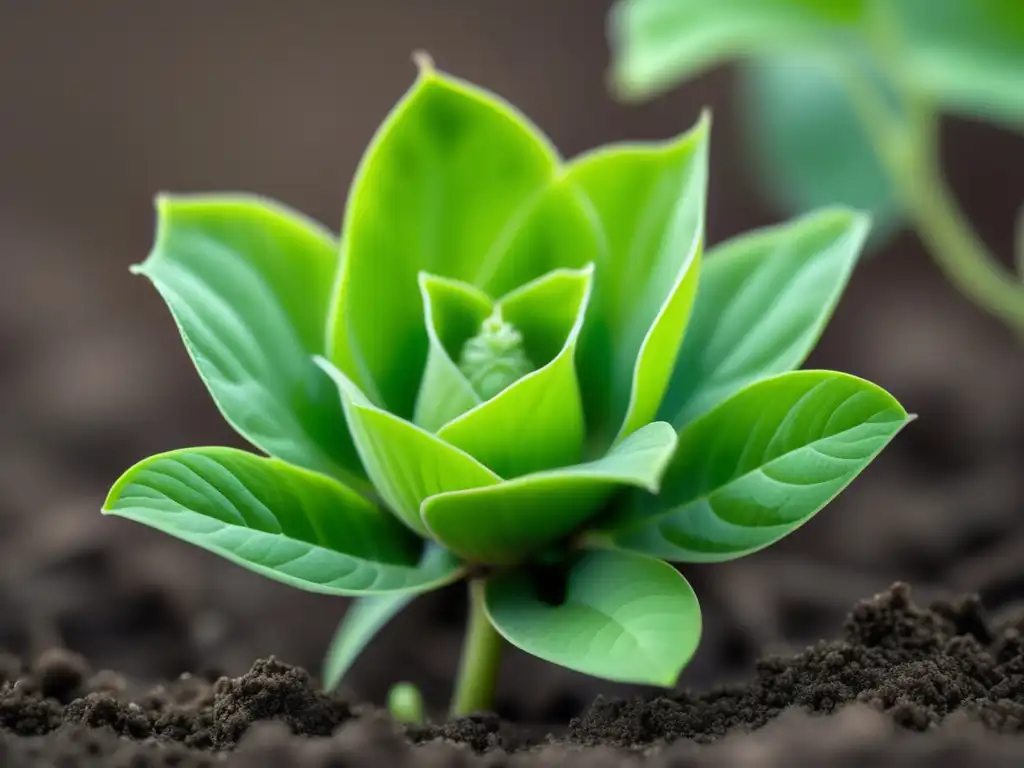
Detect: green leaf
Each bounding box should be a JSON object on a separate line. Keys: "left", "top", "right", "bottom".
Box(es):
{"left": 103, "top": 448, "right": 464, "bottom": 595}
{"left": 608, "top": 371, "right": 910, "bottom": 563}
{"left": 422, "top": 421, "right": 677, "bottom": 565}
{"left": 889, "top": 0, "right": 1024, "bottom": 125}
{"left": 568, "top": 118, "right": 707, "bottom": 447}
{"left": 413, "top": 274, "right": 492, "bottom": 432}
{"left": 661, "top": 208, "right": 870, "bottom": 427}
{"left": 736, "top": 56, "right": 904, "bottom": 239}
{"left": 132, "top": 195, "right": 366, "bottom": 490}
{"left": 323, "top": 591, "right": 415, "bottom": 691}
{"left": 607, "top": 0, "right": 866, "bottom": 101}
{"left": 328, "top": 60, "right": 560, "bottom": 419}
{"left": 316, "top": 358, "right": 501, "bottom": 537}
{"left": 1016, "top": 204, "right": 1024, "bottom": 281}
{"left": 485, "top": 549, "right": 701, "bottom": 686}
{"left": 475, "top": 176, "right": 607, "bottom": 298}
{"left": 436, "top": 266, "right": 594, "bottom": 479}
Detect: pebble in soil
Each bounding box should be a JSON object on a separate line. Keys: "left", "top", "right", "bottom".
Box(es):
{"left": 1, "top": 583, "right": 1024, "bottom": 767}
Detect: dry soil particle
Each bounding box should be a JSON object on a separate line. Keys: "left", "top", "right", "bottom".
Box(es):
{"left": 2, "top": 582, "right": 1024, "bottom": 767}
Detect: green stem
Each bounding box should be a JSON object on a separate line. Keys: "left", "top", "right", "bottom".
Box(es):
{"left": 840, "top": 21, "right": 1024, "bottom": 337}
{"left": 450, "top": 579, "right": 503, "bottom": 716}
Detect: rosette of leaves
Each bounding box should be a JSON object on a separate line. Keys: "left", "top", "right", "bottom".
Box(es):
{"left": 103, "top": 58, "right": 911, "bottom": 716}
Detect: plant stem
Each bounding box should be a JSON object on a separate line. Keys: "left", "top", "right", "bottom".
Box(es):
{"left": 840, "top": 21, "right": 1024, "bottom": 337}
{"left": 450, "top": 579, "right": 503, "bottom": 717}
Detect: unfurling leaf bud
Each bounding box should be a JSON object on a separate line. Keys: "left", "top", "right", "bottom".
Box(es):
{"left": 458, "top": 307, "right": 534, "bottom": 400}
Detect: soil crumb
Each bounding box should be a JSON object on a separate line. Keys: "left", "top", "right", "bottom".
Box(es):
{"left": 2, "top": 583, "right": 1024, "bottom": 767}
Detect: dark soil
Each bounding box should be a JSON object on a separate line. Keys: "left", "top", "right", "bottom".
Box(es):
{"left": 2, "top": 583, "right": 1024, "bottom": 766}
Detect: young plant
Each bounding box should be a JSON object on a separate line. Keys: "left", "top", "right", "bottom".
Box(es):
{"left": 608, "top": 0, "right": 1024, "bottom": 335}
{"left": 102, "top": 56, "right": 911, "bottom": 717}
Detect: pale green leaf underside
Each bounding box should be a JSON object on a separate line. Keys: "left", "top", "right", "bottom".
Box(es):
{"left": 485, "top": 549, "right": 701, "bottom": 686}
{"left": 737, "top": 57, "right": 903, "bottom": 238}
{"left": 323, "top": 591, "right": 415, "bottom": 691}
{"left": 103, "top": 448, "right": 463, "bottom": 595}
{"left": 413, "top": 274, "right": 491, "bottom": 432}
{"left": 567, "top": 118, "right": 708, "bottom": 449}
{"left": 611, "top": 370, "right": 909, "bottom": 562}
{"left": 327, "top": 64, "right": 560, "bottom": 419}
{"left": 317, "top": 358, "right": 501, "bottom": 537}
{"left": 437, "top": 266, "right": 594, "bottom": 478}
{"left": 423, "top": 421, "right": 678, "bottom": 565}
{"left": 662, "top": 208, "right": 870, "bottom": 428}
{"left": 607, "top": 0, "right": 866, "bottom": 100}
{"left": 134, "top": 195, "right": 366, "bottom": 489}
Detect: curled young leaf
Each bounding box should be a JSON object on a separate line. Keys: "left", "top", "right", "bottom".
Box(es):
{"left": 568, "top": 118, "right": 708, "bottom": 448}
{"left": 608, "top": 371, "right": 910, "bottom": 562}
{"left": 413, "top": 274, "right": 492, "bottom": 432}
{"left": 662, "top": 208, "right": 870, "bottom": 427}
{"left": 422, "top": 421, "right": 677, "bottom": 565}
{"left": 103, "top": 448, "right": 463, "bottom": 595}
{"left": 317, "top": 358, "right": 501, "bottom": 537}
{"left": 436, "top": 266, "right": 594, "bottom": 478}
{"left": 485, "top": 549, "right": 701, "bottom": 686}
{"left": 133, "top": 195, "right": 367, "bottom": 490}
{"left": 328, "top": 61, "right": 560, "bottom": 419}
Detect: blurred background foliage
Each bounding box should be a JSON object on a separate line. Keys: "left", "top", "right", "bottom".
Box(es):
{"left": 609, "top": 0, "right": 1024, "bottom": 334}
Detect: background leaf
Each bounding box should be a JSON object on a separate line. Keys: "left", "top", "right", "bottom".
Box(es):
{"left": 436, "top": 267, "right": 593, "bottom": 478}
{"left": 422, "top": 421, "right": 677, "bottom": 565}
{"left": 569, "top": 119, "right": 708, "bottom": 449}
{"left": 413, "top": 274, "right": 491, "bottom": 432}
{"left": 133, "top": 195, "right": 366, "bottom": 490}
{"left": 889, "top": 0, "right": 1024, "bottom": 126}
{"left": 317, "top": 359, "right": 501, "bottom": 537}
{"left": 328, "top": 64, "right": 560, "bottom": 419}
{"left": 611, "top": 371, "right": 910, "bottom": 563}
{"left": 485, "top": 549, "right": 701, "bottom": 686}
{"left": 661, "top": 208, "right": 870, "bottom": 427}
{"left": 607, "top": 0, "right": 866, "bottom": 100}
{"left": 323, "top": 592, "right": 415, "bottom": 691}
{"left": 736, "top": 56, "right": 904, "bottom": 239}
{"left": 103, "top": 448, "right": 464, "bottom": 595}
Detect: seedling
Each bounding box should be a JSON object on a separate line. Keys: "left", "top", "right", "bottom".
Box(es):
{"left": 607, "top": 0, "right": 1024, "bottom": 336}
{"left": 103, "top": 56, "right": 910, "bottom": 717}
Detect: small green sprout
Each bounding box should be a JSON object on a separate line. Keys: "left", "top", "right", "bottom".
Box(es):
{"left": 102, "top": 56, "right": 911, "bottom": 717}
{"left": 387, "top": 682, "right": 426, "bottom": 726}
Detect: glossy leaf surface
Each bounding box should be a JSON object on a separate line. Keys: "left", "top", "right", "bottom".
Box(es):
{"left": 485, "top": 549, "right": 701, "bottom": 685}
{"left": 133, "top": 195, "right": 365, "bottom": 488}
{"left": 413, "top": 274, "right": 492, "bottom": 432}
{"left": 476, "top": 176, "right": 606, "bottom": 297}
{"left": 328, "top": 63, "right": 559, "bottom": 418}
{"left": 437, "top": 266, "right": 593, "bottom": 478}
{"left": 568, "top": 120, "right": 707, "bottom": 447}
{"left": 423, "top": 421, "right": 677, "bottom": 565}
{"left": 323, "top": 592, "right": 415, "bottom": 691}
{"left": 737, "top": 57, "right": 903, "bottom": 238}
{"left": 612, "top": 371, "right": 910, "bottom": 562}
{"left": 103, "top": 448, "right": 463, "bottom": 595}
{"left": 608, "top": 0, "right": 865, "bottom": 100}
{"left": 662, "top": 209, "right": 870, "bottom": 427}
{"left": 317, "top": 359, "right": 500, "bottom": 536}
